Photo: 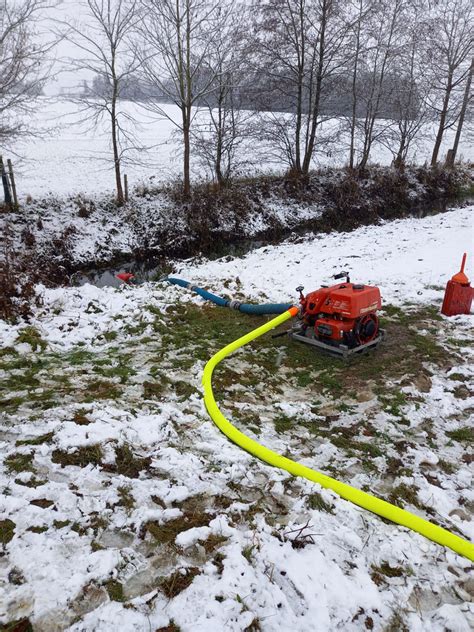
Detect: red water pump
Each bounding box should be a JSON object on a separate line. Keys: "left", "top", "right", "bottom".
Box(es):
{"left": 290, "top": 272, "right": 384, "bottom": 357}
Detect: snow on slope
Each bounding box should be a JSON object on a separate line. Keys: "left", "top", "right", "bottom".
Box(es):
{"left": 0, "top": 208, "right": 473, "bottom": 631}
{"left": 178, "top": 206, "right": 474, "bottom": 309}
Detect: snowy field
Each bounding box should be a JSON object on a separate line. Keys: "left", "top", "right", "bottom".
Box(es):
{"left": 0, "top": 208, "right": 473, "bottom": 631}
{"left": 9, "top": 98, "right": 474, "bottom": 200}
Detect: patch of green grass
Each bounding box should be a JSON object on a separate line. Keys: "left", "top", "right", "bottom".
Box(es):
{"left": 29, "top": 498, "right": 54, "bottom": 509}
{"left": 122, "top": 321, "right": 149, "bottom": 336}
{"left": 0, "top": 355, "right": 32, "bottom": 372}
{"left": 447, "top": 373, "right": 467, "bottom": 381}
{"left": 90, "top": 540, "right": 104, "bottom": 552}
{"left": 411, "top": 333, "right": 445, "bottom": 362}
{"left": 445, "top": 427, "right": 473, "bottom": 444}
{"left": 202, "top": 534, "right": 228, "bottom": 554}
{"left": 143, "top": 380, "right": 166, "bottom": 399}
{"left": 438, "top": 459, "right": 456, "bottom": 474}
{"left": 16, "top": 432, "right": 54, "bottom": 447}
{"left": 447, "top": 337, "right": 473, "bottom": 348}
{"left": 371, "top": 561, "right": 412, "bottom": 586}
{"left": 307, "top": 492, "right": 334, "bottom": 514}
{"left": 274, "top": 415, "right": 293, "bottom": 434}
{"left": 1, "top": 368, "right": 42, "bottom": 389}
{"left": 381, "top": 305, "right": 405, "bottom": 320}
{"left": 103, "top": 444, "right": 151, "bottom": 478}
{"left": 104, "top": 579, "right": 125, "bottom": 602}
{"left": 384, "top": 612, "right": 409, "bottom": 632}
{"left": 0, "top": 384, "right": 63, "bottom": 413}
{"left": 15, "top": 326, "right": 47, "bottom": 352}
{"left": 94, "top": 361, "right": 137, "bottom": 383}
{"left": 172, "top": 380, "right": 199, "bottom": 399}
{"left": 330, "top": 433, "right": 382, "bottom": 458}
{"left": 317, "top": 371, "right": 342, "bottom": 394}
{"left": 88, "top": 514, "right": 109, "bottom": 533}
{"left": 385, "top": 457, "right": 413, "bottom": 477}
{"left": 212, "top": 551, "right": 226, "bottom": 575}
{"left": 14, "top": 476, "right": 47, "bottom": 488}
{"left": 388, "top": 483, "right": 424, "bottom": 510}
{"left": 0, "top": 519, "right": 15, "bottom": 545}
{"left": 102, "top": 331, "right": 118, "bottom": 342}
{"left": 159, "top": 568, "right": 200, "bottom": 598}
{"left": 296, "top": 371, "right": 313, "bottom": 387}
{"left": 337, "top": 402, "right": 355, "bottom": 413}
{"left": 146, "top": 508, "right": 213, "bottom": 545}
{"left": 82, "top": 380, "right": 120, "bottom": 402}
{"left": 242, "top": 545, "right": 255, "bottom": 563}
{"left": 4, "top": 453, "right": 34, "bottom": 473}
{"left": 51, "top": 444, "right": 103, "bottom": 468}
{"left": 0, "top": 346, "right": 18, "bottom": 358}
{"left": 66, "top": 349, "right": 96, "bottom": 366}
{"left": 27, "top": 525, "right": 48, "bottom": 534}
{"left": 116, "top": 485, "right": 135, "bottom": 512}
{"left": 72, "top": 410, "right": 92, "bottom": 425}
{"left": 0, "top": 395, "right": 29, "bottom": 413}
{"left": 378, "top": 390, "right": 407, "bottom": 417}
{"left": 382, "top": 304, "right": 443, "bottom": 324}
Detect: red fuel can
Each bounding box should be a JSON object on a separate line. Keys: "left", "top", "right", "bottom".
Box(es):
{"left": 441, "top": 253, "right": 474, "bottom": 316}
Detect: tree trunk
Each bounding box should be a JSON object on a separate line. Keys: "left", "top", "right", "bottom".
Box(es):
{"left": 446, "top": 57, "right": 473, "bottom": 167}
{"left": 349, "top": 3, "right": 362, "bottom": 169}
{"left": 431, "top": 71, "right": 453, "bottom": 166}
{"left": 183, "top": 0, "right": 192, "bottom": 198}
{"left": 183, "top": 117, "right": 191, "bottom": 197}
{"left": 112, "top": 117, "right": 124, "bottom": 205}
{"left": 111, "top": 70, "right": 124, "bottom": 205}
{"left": 393, "top": 133, "right": 406, "bottom": 169}
{"left": 0, "top": 156, "right": 12, "bottom": 208}
{"left": 215, "top": 92, "right": 224, "bottom": 185}
{"left": 294, "top": 1, "right": 305, "bottom": 175}
{"left": 302, "top": 1, "right": 327, "bottom": 176}
{"left": 294, "top": 70, "right": 303, "bottom": 175}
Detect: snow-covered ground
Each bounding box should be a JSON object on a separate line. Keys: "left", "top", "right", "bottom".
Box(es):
{"left": 9, "top": 98, "right": 474, "bottom": 200}
{"left": 1, "top": 208, "right": 473, "bottom": 631}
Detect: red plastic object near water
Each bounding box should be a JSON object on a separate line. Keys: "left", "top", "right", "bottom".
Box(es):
{"left": 116, "top": 272, "right": 135, "bottom": 284}
{"left": 441, "top": 253, "right": 473, "bottom": 316}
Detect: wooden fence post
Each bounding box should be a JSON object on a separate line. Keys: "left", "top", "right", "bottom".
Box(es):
{"left": 7, "top": 159, "right": 18, "bottom": 208}
{"left": 0, "top": 155, "right": 12, "bottom": 208}
{"left": 124, "top": 174, "right": 129, "bottom": 202}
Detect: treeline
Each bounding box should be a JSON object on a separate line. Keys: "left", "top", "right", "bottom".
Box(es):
{"left": 1, "top": 0, "right": 473, "bottom": 204}
{"left": 84, "top": 66, "right": 419, "bottom": 120}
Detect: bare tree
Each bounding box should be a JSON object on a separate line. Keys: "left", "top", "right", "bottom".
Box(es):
{"left": 384, "top": 7, "right": 431, "bottom": 168}
{"left": 60, "top": 0, "right": 140, "bottom": 205}
{"left": 343, "top": 0, "right": 372, "bottom": 169}
{"left": 0, "top": 0, "right": 52, "bottom": 148}
{"left": 354, "top": 0, "right": 405, "bottom": 171}
{"left": 136, "top": 0, "right": 225, "bottom": 197}
{"left": 250, "top": 0, "right": 348, "bottom": 178}
{"left": 427, "top": 0, "right": 474, "bottom": 166}
{"left": 190, "top": 2, "right": 250, "bottom": 185}
{"left": 445, "top": 56, "right": 473, "bottom": 166}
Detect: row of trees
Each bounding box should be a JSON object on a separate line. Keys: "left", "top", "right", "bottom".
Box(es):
{"left": 1, "top": 0, "right": 473, "bottom": 204}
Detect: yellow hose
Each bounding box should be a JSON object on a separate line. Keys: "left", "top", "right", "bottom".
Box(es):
{"left": 202, "top": 306, "right": 474, "bottom": 562}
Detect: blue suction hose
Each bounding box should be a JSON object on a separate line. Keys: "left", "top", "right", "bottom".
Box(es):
{"left": 166, "top": 277, "right": 293, "bottom": 315}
